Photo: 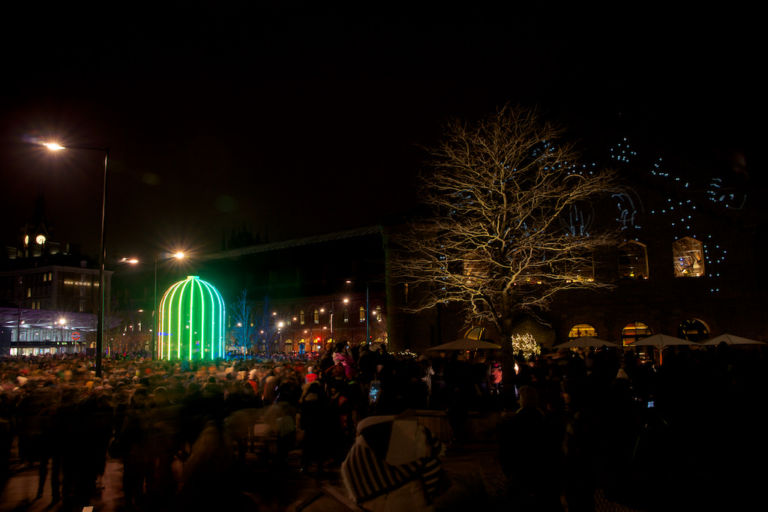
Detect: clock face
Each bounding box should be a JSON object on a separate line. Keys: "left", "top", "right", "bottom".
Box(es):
{"left": 35, "top": 234, "right": 46, "bottom": 245}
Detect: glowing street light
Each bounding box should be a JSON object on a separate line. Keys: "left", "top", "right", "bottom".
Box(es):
{"left": 42, "top": 141, "right": 65, "bottom": 151}
{"left": 43, "top": 140, "right": 109, "bottom": 377}
{"left": 153, "top": 249, "right": 188, "bottom": 358}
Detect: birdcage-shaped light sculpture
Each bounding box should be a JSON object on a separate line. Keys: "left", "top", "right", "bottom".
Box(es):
{"left": 157, "top": 276, "right": 225, "bottom": 360}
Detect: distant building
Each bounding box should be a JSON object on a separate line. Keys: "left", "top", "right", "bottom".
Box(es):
{"left": 196, "top": 226, "right": 389, "bottom": 355}
{"left": 441, "top": 138, "right": 766, "bottom": 348}
{"left": 0, "top": 205, "right": 113, "bottom": 356}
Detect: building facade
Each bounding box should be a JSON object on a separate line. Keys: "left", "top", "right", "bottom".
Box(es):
{"left": 1, "top": 240, "right": 113, "bottom": 356}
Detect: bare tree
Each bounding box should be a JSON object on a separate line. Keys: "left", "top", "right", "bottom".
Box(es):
{"left": 392, "top": 106, "right": 619, "bottom": 341}
{"left": 230, "top": 289, "right": 253, "bottom": 354}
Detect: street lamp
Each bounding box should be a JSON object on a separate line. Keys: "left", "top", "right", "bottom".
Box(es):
{"left": 44, "top": 141, "right": 109, "bottom": 377}
{"left": 153, "top": 251, "right": 185, "bottom": 359}
{"left": 277, "top": 321, "right": 285, "bottom": 353}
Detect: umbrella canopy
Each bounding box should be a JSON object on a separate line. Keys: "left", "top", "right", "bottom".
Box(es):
{"left": 426, "top": 338, "right": 502, "bottom": 351}
{"left": 631, "top": 334, "right": 697, "bottom": 348}
{"left": 553, "top": 336, "right": 619, "bottom": 349}
{"left": 701, "top": 333, "right": 765, "bottom": 346}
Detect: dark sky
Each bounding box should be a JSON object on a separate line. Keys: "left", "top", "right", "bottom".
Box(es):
{"left": 1, "top": 3, "right": 763, "bottom": 261}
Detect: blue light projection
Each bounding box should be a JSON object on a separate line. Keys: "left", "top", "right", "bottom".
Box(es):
{"left": 611, "top": 137, "right": 745, "bottom": 294}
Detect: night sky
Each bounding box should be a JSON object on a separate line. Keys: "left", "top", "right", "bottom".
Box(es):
{"left": 1, "top": 4, "right": 763, "bottom": 262}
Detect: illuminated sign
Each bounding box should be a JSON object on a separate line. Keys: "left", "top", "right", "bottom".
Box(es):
{"left": 157, "top": 276, "right": 225, "bottom": 361}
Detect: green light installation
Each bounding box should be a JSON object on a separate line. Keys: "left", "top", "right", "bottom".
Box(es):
{"left": 157, "top": 276, "right": 226, "bottom": 360}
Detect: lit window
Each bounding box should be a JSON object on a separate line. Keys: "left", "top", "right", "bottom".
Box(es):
{"left": 300, "top": 310, "right": 305, "bottom": 325}
{"left": 43, "top": 273, "right": 47, "bottom": 282}
{"left": 673, "top": 237, "right": 704, "bottom": 277}
{"left": 619, "top": 241, "right": 649, "bottom": 279}
{"left": 621, "top": 322, "right": 652, "bottom": 346}
{"left": 376, "top": 305, "right": 382, "bottom": 322}
{"left": 27, "top": 288, "right": 31, "bottom": 298}
{"left": 678, "top": 318, "right": 710, "bottom": 342}
{"left": 359, "top": 306, "right": 365, "bottom": 322}
{"left": 344, "top": 310, "right": 349, "bottom": 323}
{"left": 568, "top": 324, "right": 598, "bottom": 339}
{"left": 313, "top": 309, "right": 319, "bottom": 324}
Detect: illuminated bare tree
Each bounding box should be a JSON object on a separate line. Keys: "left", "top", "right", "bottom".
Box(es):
{"left": 230, "top": 289, "right": 253, "bottom": 353}
{"left": 392, "top": 106, "right": 619, "bottom": 340}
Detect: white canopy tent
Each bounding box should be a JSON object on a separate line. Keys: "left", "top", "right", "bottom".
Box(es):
{"left": 631, "top": 334, "right": 697, "bottom": 348}
{"left": 553, "top": 336, "right": 619, "bottom": 349}
{"left": 426, "top": 338, "right": 502, "bottom": 351}
{"left": 702, "top": 333, "right": 765, "bottom": 346}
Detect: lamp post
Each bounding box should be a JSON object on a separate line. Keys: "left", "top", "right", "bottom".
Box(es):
{"left": 343, "top": 280, "right": 372, "bottom": 345}
{"left": 150, "top": 251, "right": 186, "bottom": 359}
{"left": 43, "top": 142, "right": 109, "bottom": 377}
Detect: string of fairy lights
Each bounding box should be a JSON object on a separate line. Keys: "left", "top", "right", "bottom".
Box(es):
{"left": 447, "top": 135, "right": 743, "bottom": 297}
{"left": 606, "top": 137, "right": 745, "bottom": 294}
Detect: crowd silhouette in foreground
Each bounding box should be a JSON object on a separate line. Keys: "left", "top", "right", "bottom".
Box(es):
{"left": 1, "top": 339, "right": 767, "bottom": 511}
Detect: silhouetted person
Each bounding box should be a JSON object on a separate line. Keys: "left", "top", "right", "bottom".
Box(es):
{"left": 499, "top": 385, "right": 562, "bottom": 511}
{"left": 298, "top": 382, "right": 329, "bottom": 475}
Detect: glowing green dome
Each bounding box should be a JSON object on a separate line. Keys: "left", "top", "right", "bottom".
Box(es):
{"left": 157, "top": 276, "right": 225, "bottom": 361}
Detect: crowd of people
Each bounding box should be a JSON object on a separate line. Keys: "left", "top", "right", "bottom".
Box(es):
{"left": 0, "top": 341, "right": 470, "bottom": 510}
{"left": 498, "top": 343, "right": 768, "bottom": 511}
{"left": 1, "top": 340, "right": 767, "bottom": 511}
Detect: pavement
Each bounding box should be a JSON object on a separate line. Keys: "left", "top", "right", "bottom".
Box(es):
{"left": 0, "top": 459, "right": 123, "bottom": 512}
{"left": 0, "top": 444, "right": 509, "bottom": 512}
{"left": 1, "top": 435, "right": 645, "bottom": 512}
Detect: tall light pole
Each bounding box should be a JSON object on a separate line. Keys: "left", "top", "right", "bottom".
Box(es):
{"left": 147, "top": 251, "right": 186, "bottom": 359}
{"left": 44, "top": 142, "right": 109, "bottom": 377}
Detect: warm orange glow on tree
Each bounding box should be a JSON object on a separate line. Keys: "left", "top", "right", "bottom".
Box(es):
{"left": 392, "top": 106, "right": 619, "bottom": 339}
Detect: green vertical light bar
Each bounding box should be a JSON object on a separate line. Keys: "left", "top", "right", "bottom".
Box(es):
{"left": 196, "top": 277, "right": 205, "bottom": 360}
{"left": 188, "top": 277, "right": 194, "bottom": 360}
{"left": 170, "top": 281, "right": 183, "bottom": 360}
{"left": 161, "top": 281, "right": 183, "bottom": 360}
{"left": 158, "top": 285, "right": 170, "bottom": 359}
{"left": 216, "top": 283, "right": 224, "bottom": 357}
{"left": 202, "top": 280, "right": 214, "bottom": 360}
{"left": 177, "top": 278, "right": 191, "bottom": 360}
{"left": 214, "top": 284, "right": 225, "bottom": 358}
{"left": 197, "top": 279, "right": 207, "bottom": 361}
{"left": 171, "top": 282, "right": 183, "bottom": 360}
